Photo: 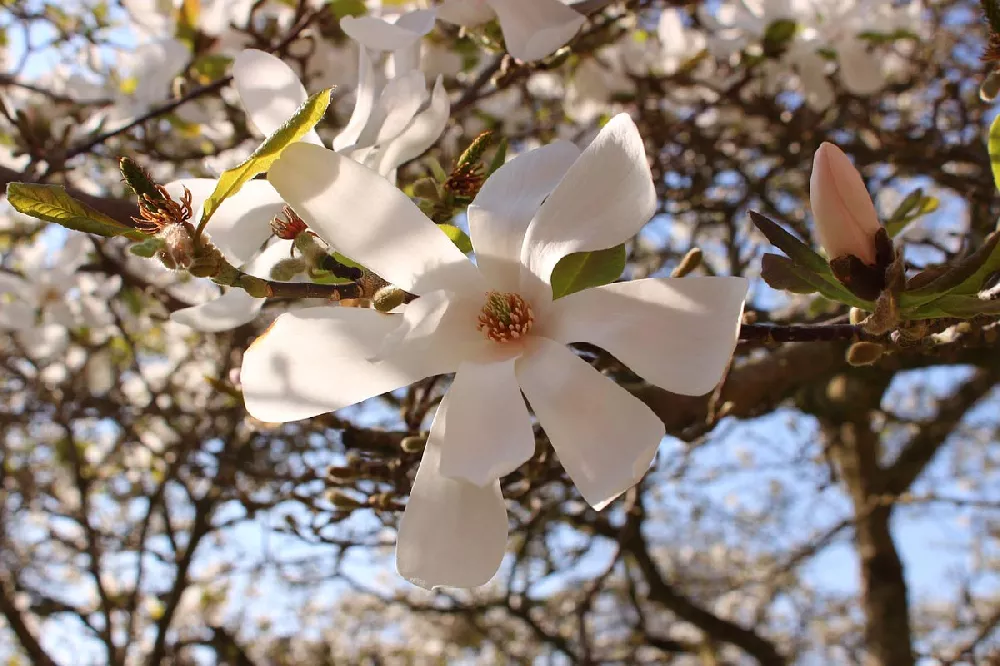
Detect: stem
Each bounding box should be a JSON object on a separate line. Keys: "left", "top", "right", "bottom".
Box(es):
{"left": 738, "top": 322, "right": 870, "bottom": 343}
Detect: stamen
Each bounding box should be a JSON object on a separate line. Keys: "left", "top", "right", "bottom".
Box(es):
{"left": 477, "top": 291, "right": 534, "bottom": 343}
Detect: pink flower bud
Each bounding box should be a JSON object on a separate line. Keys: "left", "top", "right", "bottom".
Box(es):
{"left": 809, "top": 142, "right": 882, "bottom": 265}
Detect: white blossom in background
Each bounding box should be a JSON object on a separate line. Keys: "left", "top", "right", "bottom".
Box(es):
{"left": 698, "top": 0, "right": 923, "bottom": 110}
{"left": 437, "top": 0, "right": 586, "bottom": 62}
{"left": 0, "top": 234, "right": 120, "bottom": 357}
{"left": 242, "top": 114, "right": 748, "bottom": 588}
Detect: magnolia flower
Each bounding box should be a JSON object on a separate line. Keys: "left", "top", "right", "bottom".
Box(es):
{"left": 437, "top": 0, "right": 586, "bottom": 62}
{"left": 235, "top": 41, "right": 448, "bottom": 179}
{"left": 809, "top": 142, "right": 881, "bottom": 264}
{"left": 0, "top": 234, "right": 119, "bottom": 355}
{"left": 242, "top": 114, "right": 749, "bottom": 588}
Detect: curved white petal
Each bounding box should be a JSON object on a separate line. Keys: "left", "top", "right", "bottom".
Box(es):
{"left": 243, "top": 238, "right": 295, "bottom": 278}
{"left": 360, "top": 71, "right": 427, "bottom": 151}
{"left": 437, "top": 0, "right": 495, "bottom": 26}
{"left": 0, "top": 302, "right": 35, "bottom": 330}
{"left": 468, "top": 140, "right": 580, "bottom": 293}
{"left": 433, "top": 359, "right": 535, "bottom": 486}
{"left": 391, "top": 10, "right": 438, "bottom": 75}
{"left": 203, "top": 180, "right": 287, "bottom": 265}
{"left": 268, "top": 143, "right": 484, "bottom": 295}
{"left": 396, "top": 441, "right": 508, "bottom": 589}
{"left": 520, "top": 114, "right": 655, "bottom": 302}
{"left": 341, "top": 10, "right": 434, "bottom": 52}
{"left": 836, "top": 37, "right": 885, "bottom": 96}
{"left": 171, "top": 288, "right": 262, "bottom": 332}
{"left": 333, "top": 47, "right": 378, "bottom": 153}
{"left": 487, "top": 0, "right": 585, "bottom": 62}
{"left": 233, "top": 49, "right": 322, "bottom": 145}
{"left": 241, "top": 306, "right": 453, "bottom": 423}
{"left": 516, "top": 337, "right": 664, "bottom": 510}
{"left": 374, "top": 75, "right": 450, "bottom": 176}
{"left": 542, "top": 277, "right": 748, "bottom": 396}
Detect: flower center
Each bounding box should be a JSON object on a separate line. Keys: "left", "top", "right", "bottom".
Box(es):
{"left": 477, "top": 291, "right": 534, "bottom": 343}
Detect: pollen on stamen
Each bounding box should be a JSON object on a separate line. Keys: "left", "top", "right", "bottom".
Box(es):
{"left": 477, "top": 291, "right": 534, "bottom": 343}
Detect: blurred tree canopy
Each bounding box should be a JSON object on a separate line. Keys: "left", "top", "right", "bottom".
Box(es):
{"left": 1, "top": 0, "right": 999, "bottom": 664}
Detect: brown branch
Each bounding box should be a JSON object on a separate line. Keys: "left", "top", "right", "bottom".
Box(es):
{"left": 0, "top": 576, "right": 59, "bottom": 666}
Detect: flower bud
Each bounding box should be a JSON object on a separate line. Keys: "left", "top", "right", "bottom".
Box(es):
{"left": 809, "top": 142, "right": 881, "bottom": 265}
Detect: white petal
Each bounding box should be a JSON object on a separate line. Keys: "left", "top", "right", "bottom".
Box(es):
{"left": 16, "top": 324, "right": 68, "bottom": 358}
{"left": 233, "top": 49, "right": 322, "bottom": 145}
{"left": 374, "top": 75, "right": 450, "bottom": 176}
{"left": 396, "top": 441, "right": 508, "bottom": 589}
{"left": 836, "top": 37, "right": 885, "bottom": 96}
{"left": 516, "top": 337, "right": 664, "bottom": 510}
{"left": 333, "top": 47, "right": 378, "bottom": 153}
{"left": 204, "top": 180, "right": 287, "bottom": 265}
{"left": 433, "top": 360, "right": 535, "bottom": 486}
{"left": 243, "top": 238, "right": 295, "bottom": 278}
{"left": 268, "top": 143, "right": 484, "bottom": 295}
{"left": 0, "top": 302, "right": 35, "bottom": 330}
{"left": 436, "top": 0, "right": 495, "bottom": 26}
{"left": 520, "top": 114, "right": 655, "bottom": 303}
{"left": 171, "top": 289, "right": 263, "bottom": 332}
{"left": 359, "top": 71, "right": 427, "bottom": 151}
{"left": 164, "top": 178, "right": 216, "bottom": 213}
{"left": 242, "top": 306, "right": 452, "bottom": 423}
{"left": 341, "top": 10, "right": 434, "bottom": 52}
{"left": 542, "top": 277, "right": 748, "bottom": 396}
{"left": 487, "top": 0, "right": 585, "bottom": 62}
{"left": 468, "top": 140, "right": 579, "bottom": 293}
{"left": 390, "top": 10, "right": 437, "bottom": 75}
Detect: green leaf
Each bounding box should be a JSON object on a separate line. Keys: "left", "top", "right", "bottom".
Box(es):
{"left": 989, "top": 112, "right": 1000, "bottom": 192}
{"left": 550, "top": 244, "right": 626, "bottom": 300}
{"left": 487, "top": 138, "right": 507, "bottom": 176}
{"left": 197, "top": 88, "right": 332, "bottom": 232}
{"left": 748, "top": 210, "right": 829, "bottom": 274}
{"left": 760, "top": 253, "right": 874, "bottom": 308}
{"left": 129, "top": 237, "right": 166, "bottom": 258}
{"left": 900, "top": 230, "right": 1000, "bottom": 310}
{"left": 7, "top": 182, "right": 147, "bottom": 240}
{"left": 883, "top": 188, "right": 939, "bottom": 238}
{"left": 440, "top": 224, "right": 473, "bottom": 253}
{"left": 328, "top": 0, "right": 366, "bottom": 17}
{"left": 906, "top": 293, "right": 1000, "bottom": 319}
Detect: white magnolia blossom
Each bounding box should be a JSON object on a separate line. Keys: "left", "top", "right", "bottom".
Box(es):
{"left": 0, "top": 234, "right": 119, "bottom": 355}
{"left": 699, "top": 0, "right": 922, "bottom": 110}
{"left": 242, "top": 114, "right": 749, "bottom": 588}
{"left": 437, "top": 0, "right": 586, "bottom": 62}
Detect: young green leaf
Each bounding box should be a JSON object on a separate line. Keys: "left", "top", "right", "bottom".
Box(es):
{"left": 439, "top": 224, "right": 473, "bottom": 253}
{"left": 550, "top": 244, "right": 626, "bottom": 300}
{"left": 7, "top": 182, "right": 147, "bottom": 240}
{"left": 748, "top": 210, "right": 830, "bottom": 274}
{"left": 197, "top": 88, "right": 333, "bottom": 234}
{"left": 989, "top": 112, "right": 1000, "bottom": 192}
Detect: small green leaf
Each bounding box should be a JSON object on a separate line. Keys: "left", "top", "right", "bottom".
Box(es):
{"left": 198, "top": 88, "right": 332, "bottom": 232}
{"left": 440, "top": 224, "right": 473, "bottom": 253}
{"left": 129, "top": 237, "right": 166, "bottom": 258}
{"left": 883, "top": 188, "right": 939, "bottom": 238}
{"left": 748, "top": 210, "right": 829, "bottom": 274}
{"left": 550, "top": 244, "right": 626, "bottom": 300}
{"left": 989, "top": 113, "right": 1000, "bottom": 192}
{"left": 760, "top": 253, "right": 874, "bottom": 308}
{"left": 427, "top": 156, "right": 448, "bottom": 182}
{"left": 907, "top": 293, "right": 1000, "bottom": 319}
{"left": 328, "top": 0, "right": 366, "bottom": 17}
{"left": 900, "top": 230, "right": 1000, "bottom": 310}
{"left": 7, "top": 182, "right": 146, "bottom": 240}
{"left": 487, "top": 138, "right": 507, "bottom": 176}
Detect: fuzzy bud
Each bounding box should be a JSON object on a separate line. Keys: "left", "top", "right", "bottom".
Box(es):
{"left": 269, "top": 258, "right": 307, "bottom": 282}
{"left": 810, "top": 142, "right": 882, "bottom": 265}
{"left": 156, "top": 224, "right": 195, "bottom": 269}
{"left": 373, "top": 286, "right": 407, "bottom": 313}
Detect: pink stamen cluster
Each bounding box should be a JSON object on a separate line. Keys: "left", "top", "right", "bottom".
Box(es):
{"left": 477, "top": 291, "right": 534, "bottom": 343}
